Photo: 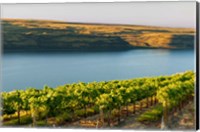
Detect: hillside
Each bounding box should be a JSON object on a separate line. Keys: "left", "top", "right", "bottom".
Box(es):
{"left": 2, "top": 19, "right": 195, "bottom": 51}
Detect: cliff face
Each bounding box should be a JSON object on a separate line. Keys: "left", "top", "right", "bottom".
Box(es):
{"left": 2, "top": 19, "right": 195, "bottom": 51}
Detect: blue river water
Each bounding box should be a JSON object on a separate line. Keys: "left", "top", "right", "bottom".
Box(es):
{"left": 2, "top": 49, "right": 195, "bottom": 92}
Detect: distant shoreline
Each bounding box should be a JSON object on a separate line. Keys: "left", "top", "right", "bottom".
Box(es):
{"left": 2, "top": 19, "right": 195, "bottom": 51}
{"left": 3, "top": 47, "right": 195, "bottom": 53}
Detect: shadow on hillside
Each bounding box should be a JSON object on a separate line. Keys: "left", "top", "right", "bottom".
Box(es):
{"left": 169, "top": 34, "right": 194, "bottom": 49}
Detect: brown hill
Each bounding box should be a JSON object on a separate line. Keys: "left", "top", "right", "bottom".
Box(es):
{"left": 2, "top": 18, "right": 195, "bottom": 51}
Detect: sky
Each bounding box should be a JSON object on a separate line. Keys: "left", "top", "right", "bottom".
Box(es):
{"left": 1, "top": 1, "right": 196, "bottom": 28}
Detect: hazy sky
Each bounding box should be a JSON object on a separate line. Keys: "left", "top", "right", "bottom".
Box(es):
{"left": 1, "top": 2, "right": 196, "bottom": 28}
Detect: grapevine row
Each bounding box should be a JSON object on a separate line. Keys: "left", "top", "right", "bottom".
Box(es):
{"left": 0, "top": 71, "right": 195, "bottom": 127}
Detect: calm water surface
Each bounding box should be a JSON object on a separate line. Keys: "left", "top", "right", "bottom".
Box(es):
{"left": 2, "top": 49, "right": 195, "bottom": 92}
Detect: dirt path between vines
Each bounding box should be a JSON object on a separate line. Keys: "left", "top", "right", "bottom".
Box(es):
{"left": 117, "top": 100, "right": 195, "bottom": 130}
{"left": 64, "top": 99, "right": 158, "bottom": 128}
{"left": 63, "top": 99, "right": 195, "bottom": 130}
{"left": 115, "top": 104, "right": 161, "bottom": 130}
{"left": 168, "top": 101, "right": 195, "bottom": 130}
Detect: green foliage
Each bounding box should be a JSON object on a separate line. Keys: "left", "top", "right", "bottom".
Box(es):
{"left": 3, "top": 115, "right": 32, "bottom": 126}
{"left": 35, "top": 120, "right": 47, "bottom": 127}
{"left": 137, "top": 105, "right": 163, "bottom": 122}
{"left": 1, "top": 71, "right": 195, "bottom": 126}
{"left": 156, "top": 71, "right": 194, "bottom": 108}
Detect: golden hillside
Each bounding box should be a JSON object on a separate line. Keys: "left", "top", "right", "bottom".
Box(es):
{"left": 2, "top": 18, "right": 195, "bottom": 50}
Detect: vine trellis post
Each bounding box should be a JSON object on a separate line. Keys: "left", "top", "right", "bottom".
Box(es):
{"left": 161, "top": 100, "right": 168, "bottom": 129}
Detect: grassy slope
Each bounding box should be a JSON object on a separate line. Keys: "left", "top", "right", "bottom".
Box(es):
{"left": 2, "top": 18, "right": 195, "bottom": 51}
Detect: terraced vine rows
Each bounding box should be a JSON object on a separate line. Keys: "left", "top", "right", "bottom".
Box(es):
{"left": 1, "top": 71, "right": 195, "bottom": 128}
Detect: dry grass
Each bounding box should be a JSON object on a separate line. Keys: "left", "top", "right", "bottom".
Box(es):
{"left": 2, "top": 18, "right": 195, "bottom": 49}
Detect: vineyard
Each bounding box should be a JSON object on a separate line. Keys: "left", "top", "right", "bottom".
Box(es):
{"left": 0, "top": 71, "right": 195, "bottom": 129}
